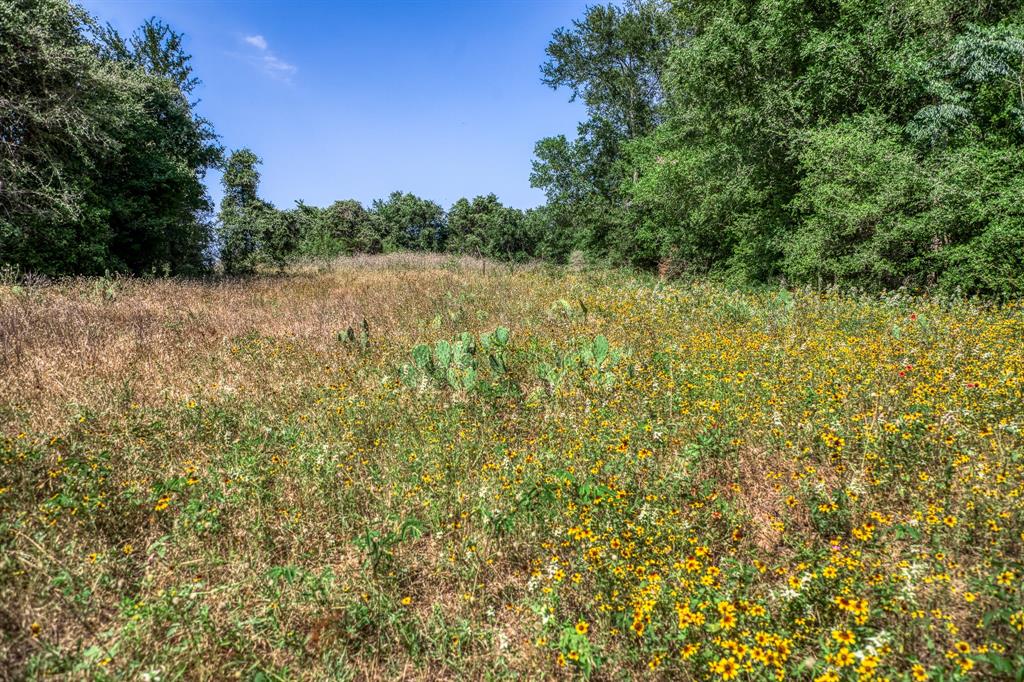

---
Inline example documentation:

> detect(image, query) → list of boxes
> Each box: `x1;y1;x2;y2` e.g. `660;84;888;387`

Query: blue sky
79;0;591;211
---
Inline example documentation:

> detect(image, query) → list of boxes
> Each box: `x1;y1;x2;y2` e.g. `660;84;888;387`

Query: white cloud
240;34;296;83
261;53;297;80
244;34;268;50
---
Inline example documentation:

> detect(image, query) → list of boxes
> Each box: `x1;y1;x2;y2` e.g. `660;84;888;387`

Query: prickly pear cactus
401;326;514;396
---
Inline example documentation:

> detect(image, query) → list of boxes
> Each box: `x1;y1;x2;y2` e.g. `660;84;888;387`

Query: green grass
1;254;1022;680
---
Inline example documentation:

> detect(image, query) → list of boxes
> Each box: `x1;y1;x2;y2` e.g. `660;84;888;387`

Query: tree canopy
531;0;1024;295
1;0;220;276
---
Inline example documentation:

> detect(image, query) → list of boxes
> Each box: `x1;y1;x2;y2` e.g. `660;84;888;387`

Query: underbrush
1;254;1021;680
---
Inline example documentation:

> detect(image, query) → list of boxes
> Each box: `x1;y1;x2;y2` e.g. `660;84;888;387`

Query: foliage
295;199;372;258
217;148;268;274
785;115;932;289
371;191;446;253
0;0;220;276
536;0;1024;296
541;0;669;140
446;195;531;261
531;1;672;263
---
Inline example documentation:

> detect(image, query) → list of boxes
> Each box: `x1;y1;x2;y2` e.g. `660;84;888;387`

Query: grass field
1;254;1022;680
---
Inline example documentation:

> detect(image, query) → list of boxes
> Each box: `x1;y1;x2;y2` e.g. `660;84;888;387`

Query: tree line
530;0;1024;296
0;0;553;276
3;0;1023;295
215;149;545;274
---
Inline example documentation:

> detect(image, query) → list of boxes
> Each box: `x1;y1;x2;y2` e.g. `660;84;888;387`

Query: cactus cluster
401;326;512;394
337;319;370;351
402;328;622;398
536;334;621;392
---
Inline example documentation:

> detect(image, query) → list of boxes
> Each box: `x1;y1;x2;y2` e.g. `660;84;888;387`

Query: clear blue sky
79;0;591;211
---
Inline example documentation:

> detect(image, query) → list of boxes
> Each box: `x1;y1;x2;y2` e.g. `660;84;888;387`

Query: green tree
541;1;670;140
533;1;672;261
95;18;221;275
784;116;931;289
447;195;530;261
616;0;1024;292
0;0;219;276
371;192;446;252
218;149;265;274
522;205;575;263
255;205;300;272
95;17;200;97
0;0;120;274
292;199;377;259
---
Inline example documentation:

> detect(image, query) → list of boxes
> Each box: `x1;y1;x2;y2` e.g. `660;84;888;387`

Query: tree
533;1;672;261
784;116;932;289
541;1;670;140
613;0;1024;291
218;149;266;274
95;17;201;97
522;205;575;263
255;204;300;272
322;200;371;255
0;0;219;276
447;195;530;261
294;199;375;258
0;0;119;274
371;192;446;252
95;18;221;275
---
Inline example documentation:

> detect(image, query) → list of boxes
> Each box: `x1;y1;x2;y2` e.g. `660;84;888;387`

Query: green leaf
400;517;425;540
981;653;1015;676
593;335;609;366
434;340;452;369
412;344;431;369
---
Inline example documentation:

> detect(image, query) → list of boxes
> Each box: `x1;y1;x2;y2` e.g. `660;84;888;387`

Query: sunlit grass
1;254;1021;679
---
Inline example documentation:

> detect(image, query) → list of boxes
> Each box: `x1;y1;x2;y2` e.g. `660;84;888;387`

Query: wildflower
857;655;880;677
575;620;588;635
832;629;855;645
680;643;699;660
712;656;739;680
833;648;854;667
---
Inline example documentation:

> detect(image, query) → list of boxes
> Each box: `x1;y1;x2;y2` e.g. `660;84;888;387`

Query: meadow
1;254;1022;680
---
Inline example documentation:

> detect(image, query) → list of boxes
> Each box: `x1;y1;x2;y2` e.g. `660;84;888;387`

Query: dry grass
1;255;541;426
1;254;1021;680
